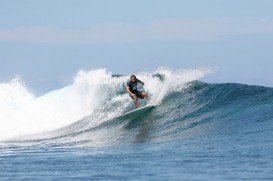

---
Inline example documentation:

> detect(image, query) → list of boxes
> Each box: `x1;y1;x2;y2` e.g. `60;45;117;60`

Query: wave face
24;80;273;148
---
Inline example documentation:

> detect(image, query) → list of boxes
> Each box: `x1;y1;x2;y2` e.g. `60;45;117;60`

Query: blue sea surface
1;81;273;180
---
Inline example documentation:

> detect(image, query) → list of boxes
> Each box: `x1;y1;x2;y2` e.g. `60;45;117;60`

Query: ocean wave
3;80;273;148
0;68;211;141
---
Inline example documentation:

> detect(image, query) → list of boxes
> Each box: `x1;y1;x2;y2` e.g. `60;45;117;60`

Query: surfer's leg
142;92;149;100
132;95;139;108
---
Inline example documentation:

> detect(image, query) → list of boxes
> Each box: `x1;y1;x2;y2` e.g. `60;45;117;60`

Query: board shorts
130;91;144;100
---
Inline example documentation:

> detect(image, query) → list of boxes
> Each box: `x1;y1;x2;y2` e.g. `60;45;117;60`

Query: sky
1;0;273;93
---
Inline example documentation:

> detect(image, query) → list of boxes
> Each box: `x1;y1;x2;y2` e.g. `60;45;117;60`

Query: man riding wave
126;75;149;109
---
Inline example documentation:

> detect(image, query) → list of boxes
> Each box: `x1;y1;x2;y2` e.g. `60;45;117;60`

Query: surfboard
117;105;155;120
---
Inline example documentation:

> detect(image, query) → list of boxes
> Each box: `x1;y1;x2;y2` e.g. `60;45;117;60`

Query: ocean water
1;68;273;180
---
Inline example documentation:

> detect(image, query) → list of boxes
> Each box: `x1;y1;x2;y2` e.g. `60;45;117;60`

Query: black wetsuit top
127;79;144;99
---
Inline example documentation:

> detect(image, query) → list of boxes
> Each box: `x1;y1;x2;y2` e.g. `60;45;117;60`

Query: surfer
126;75;149;109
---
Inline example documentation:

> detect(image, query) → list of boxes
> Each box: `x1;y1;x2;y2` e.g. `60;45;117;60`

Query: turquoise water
1;81;273;180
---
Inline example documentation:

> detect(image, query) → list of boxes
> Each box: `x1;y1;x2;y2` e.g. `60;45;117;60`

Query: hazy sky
1;0;273;93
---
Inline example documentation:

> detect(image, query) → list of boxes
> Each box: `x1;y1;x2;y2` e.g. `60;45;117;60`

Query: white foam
137;67;212;105
0;68;212;141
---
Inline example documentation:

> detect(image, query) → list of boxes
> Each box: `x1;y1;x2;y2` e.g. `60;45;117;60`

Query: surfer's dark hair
130;75;137;79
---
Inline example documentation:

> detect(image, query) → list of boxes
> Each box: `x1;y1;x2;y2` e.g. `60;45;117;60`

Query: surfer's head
130;75;137;82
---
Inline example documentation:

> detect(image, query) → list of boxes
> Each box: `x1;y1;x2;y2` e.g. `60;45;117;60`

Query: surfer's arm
126;86;135;96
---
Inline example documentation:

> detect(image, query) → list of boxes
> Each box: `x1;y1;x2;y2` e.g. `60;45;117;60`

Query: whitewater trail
0;68;212;141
